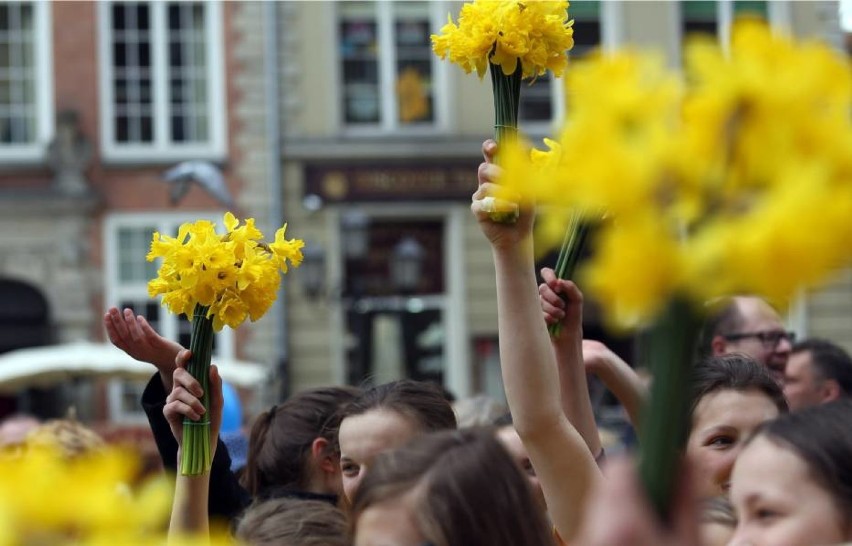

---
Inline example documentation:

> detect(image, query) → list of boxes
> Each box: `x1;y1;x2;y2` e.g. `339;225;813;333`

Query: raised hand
167;349;224;537
104;306;183;390
471;139;534;250
164;349;223;458
539;267;583;339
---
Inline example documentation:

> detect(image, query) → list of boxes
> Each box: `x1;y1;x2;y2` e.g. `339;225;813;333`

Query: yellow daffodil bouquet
499;19;852;517
432;0;574;222
147;212;304;475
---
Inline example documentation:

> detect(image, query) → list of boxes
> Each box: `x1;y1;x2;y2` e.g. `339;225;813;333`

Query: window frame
97;1;227;163
677;0;772;52
0;0;54;163
105;212;241;423
336;0;449;137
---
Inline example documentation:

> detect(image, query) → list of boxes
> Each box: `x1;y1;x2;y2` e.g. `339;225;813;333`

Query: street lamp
341;210;370;259
390;237;425;293
300;243;326;300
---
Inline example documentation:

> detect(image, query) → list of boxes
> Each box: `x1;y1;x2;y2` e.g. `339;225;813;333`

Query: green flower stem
548;209;593;337
638;296;704;523
488;61;522;223
180;304;214;476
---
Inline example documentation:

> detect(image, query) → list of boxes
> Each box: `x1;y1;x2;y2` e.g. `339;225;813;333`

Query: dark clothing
141;373;252;521
255;487;339;506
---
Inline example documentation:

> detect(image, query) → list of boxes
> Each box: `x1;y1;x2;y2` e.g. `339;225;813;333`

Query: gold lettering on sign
352;170;453;193
322;172;348;200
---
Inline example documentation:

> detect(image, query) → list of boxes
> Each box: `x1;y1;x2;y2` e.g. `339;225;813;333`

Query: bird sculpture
162;160;235;208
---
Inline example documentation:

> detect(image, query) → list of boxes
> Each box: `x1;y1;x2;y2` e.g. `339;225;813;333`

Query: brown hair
329;380;457;450
691;354;788;417
235;497;349;546
241;386;361;496
350;428;555;546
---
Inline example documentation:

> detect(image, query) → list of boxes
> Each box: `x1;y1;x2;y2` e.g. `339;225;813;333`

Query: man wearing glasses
700;295;795;384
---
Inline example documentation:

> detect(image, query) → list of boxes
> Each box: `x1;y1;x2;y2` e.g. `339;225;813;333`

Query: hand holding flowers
147;212;303;475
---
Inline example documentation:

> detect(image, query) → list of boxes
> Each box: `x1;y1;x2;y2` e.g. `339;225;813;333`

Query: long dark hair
351;428;555;546
241;386;361;496
747;399;852;520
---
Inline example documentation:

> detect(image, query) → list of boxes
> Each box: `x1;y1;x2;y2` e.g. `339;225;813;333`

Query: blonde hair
26;418;105;459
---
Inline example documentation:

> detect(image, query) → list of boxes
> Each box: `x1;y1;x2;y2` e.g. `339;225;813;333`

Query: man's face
721;298;792;383
783;351;825;411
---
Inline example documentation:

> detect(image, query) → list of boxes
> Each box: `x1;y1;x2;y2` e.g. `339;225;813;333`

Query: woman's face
354;490;426;546
728;435;849;546
495;425;545;509
685;389;779;499
338;409;418;503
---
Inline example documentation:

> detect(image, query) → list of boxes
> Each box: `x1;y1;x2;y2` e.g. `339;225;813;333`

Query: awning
0;340;269;393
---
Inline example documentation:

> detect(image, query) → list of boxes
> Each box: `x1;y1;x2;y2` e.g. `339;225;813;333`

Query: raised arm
539;267;603;459
582;339;648;432
166;350;224;539
474;140;601;541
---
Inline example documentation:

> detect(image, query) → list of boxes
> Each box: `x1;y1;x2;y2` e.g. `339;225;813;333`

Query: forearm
596;360;648;432
169;470;211;540
556;343;603;457
493;240;564;438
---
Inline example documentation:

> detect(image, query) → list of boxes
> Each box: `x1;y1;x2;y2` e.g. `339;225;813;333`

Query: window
98;1;225;161
104;213;234;421
681;1;768;46
0;1;52;161
519;1;601;126
338;1;447;133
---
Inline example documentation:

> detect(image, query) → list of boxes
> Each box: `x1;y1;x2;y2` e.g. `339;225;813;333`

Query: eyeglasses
723;330;796;348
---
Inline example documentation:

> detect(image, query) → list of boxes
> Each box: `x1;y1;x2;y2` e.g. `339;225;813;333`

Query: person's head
335;380;457;503
700;296;794;383
686;355;788;499
784;338;852;411
350;428;553;546
235;498;349;546
490;412;545;509
729;399;852;546
242;386;361;499
26;418;105;459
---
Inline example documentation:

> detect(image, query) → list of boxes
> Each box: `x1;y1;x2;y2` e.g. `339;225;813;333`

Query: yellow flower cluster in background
0;444;234;546
147;212;304;331
499;20;852;329
431;0;574;79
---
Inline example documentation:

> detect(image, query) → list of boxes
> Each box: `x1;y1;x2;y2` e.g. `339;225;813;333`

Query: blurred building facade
0;1;277;424
276;0;848;402
0;1;846;425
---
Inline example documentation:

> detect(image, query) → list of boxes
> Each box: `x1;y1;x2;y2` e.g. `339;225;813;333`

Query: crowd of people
12;138;849;545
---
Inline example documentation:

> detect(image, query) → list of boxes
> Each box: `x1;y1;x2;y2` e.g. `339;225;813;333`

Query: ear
710;335;728;356
311;437;339;475
820;380;842;403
